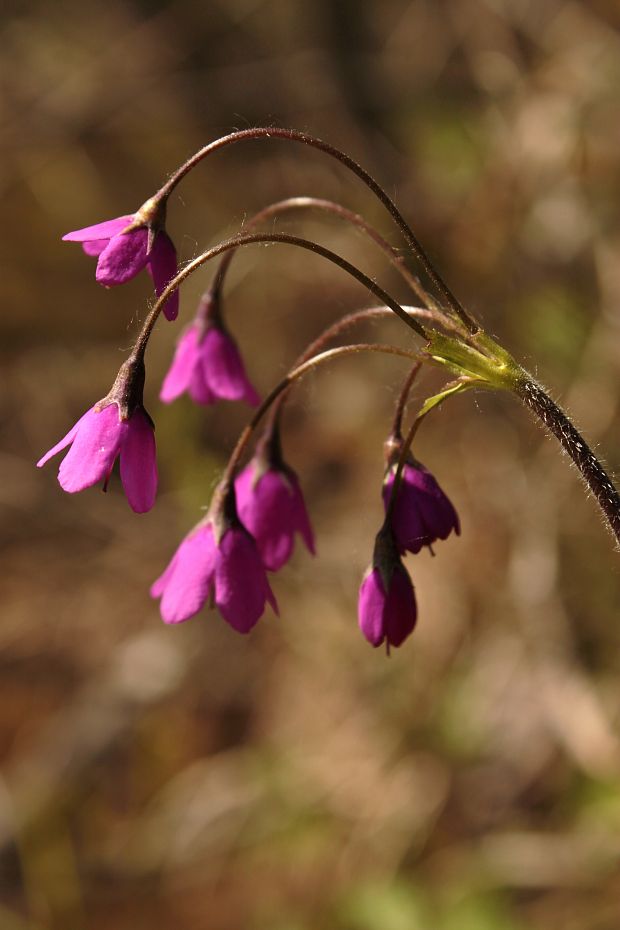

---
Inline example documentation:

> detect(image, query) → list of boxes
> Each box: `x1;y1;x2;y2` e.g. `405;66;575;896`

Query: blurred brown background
2;1;620;928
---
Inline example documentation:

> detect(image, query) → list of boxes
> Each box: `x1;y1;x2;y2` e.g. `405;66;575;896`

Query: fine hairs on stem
46;124;620;649
516;379;620;544
131;218;620;551
210;195;444;316
132;231;428;359
155;126;478;333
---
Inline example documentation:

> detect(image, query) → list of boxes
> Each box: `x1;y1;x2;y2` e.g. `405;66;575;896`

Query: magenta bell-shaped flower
62;196;178;321
382;438;460;555
37;357;157;513
235;422;315;571
160;290;259;406
151;482;278;631
358;523;417;650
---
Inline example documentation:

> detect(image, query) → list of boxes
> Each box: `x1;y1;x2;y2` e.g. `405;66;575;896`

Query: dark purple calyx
383;431;422;475
248;418;296;492
97;355;150;423
372;521;402;594
207;479;245;545
193;287;225;343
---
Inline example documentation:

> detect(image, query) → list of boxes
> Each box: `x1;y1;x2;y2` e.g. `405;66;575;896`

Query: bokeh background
3;1;620;928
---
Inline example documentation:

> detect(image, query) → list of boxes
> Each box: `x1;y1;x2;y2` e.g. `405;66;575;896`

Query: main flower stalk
516;378;620;546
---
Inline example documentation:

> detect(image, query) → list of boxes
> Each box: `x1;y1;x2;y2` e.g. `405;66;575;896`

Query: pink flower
235;460;315;571
151;522;278;632
358;525;417;650
234;421;314;571
383;459;460;555
63;199;178;321
160;294;259;406
37;356;157;513
37;402;157;513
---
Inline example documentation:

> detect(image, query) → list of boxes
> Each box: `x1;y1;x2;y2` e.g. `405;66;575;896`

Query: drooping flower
151;482;278;631
382;442;460;554
62;197;179;321
235;423;314;571
160;290;259;406
37;357;157;513
358;523;417;650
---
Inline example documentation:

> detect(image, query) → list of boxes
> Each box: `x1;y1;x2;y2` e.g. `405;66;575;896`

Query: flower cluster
35;128;620;659
151;424;315;631
38;252;315;632
37;130;472;652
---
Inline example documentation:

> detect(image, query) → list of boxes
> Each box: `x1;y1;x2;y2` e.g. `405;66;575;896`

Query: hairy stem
517;378;620;545
155;127;477;333
391;362;423;439
211;196;442;313
385;382;425;526
222;343;419;485
132;232;427;359
262;306;433;438
291;306;432;368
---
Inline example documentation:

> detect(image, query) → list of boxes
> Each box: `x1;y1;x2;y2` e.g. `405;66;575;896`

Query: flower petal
201;328;260;406
96;228;149;286
289;476;316;556
384;566;417;647
119;408;157;513
37;416;83;468
235;468;290;570
160;326;201;404
188;362;216;405
383;474;429;553
417;486;460;541
358;569;387;647
156;527;216;624
147;231;179;321
82;239;109;257
57;405;125;493
62;215;134;242
215;529;277;633
150;548;181;599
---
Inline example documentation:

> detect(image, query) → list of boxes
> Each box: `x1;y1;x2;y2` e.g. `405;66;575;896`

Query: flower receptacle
424;330;524;391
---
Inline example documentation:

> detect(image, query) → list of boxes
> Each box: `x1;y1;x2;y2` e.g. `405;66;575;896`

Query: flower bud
358;523;417;650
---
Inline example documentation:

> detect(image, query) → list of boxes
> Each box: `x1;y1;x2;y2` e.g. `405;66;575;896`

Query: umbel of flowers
39;127;620;651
